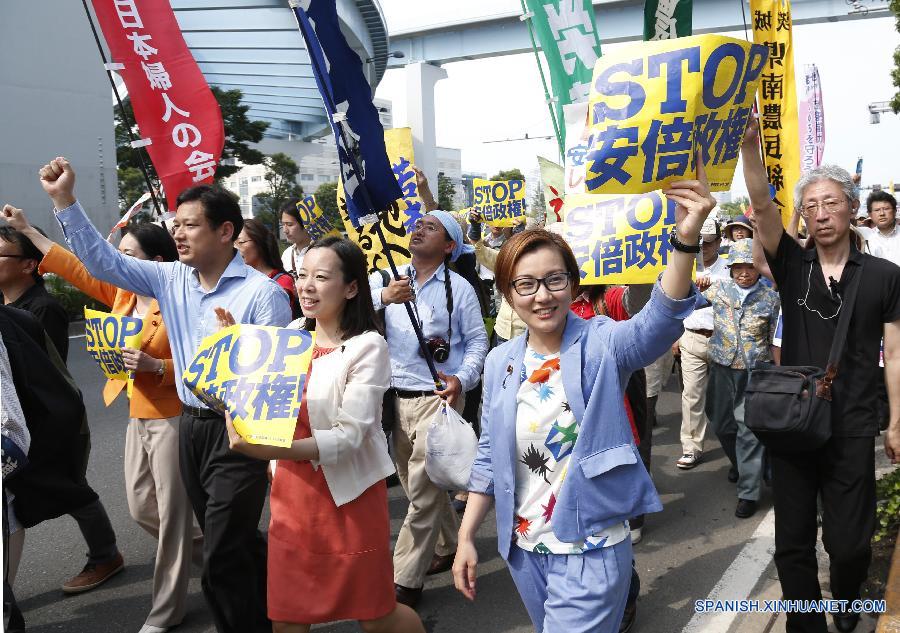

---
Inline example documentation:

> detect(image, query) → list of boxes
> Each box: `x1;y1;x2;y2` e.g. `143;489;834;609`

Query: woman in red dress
226;237;424;633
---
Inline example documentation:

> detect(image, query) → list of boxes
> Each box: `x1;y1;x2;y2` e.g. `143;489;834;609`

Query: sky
373;2;900;198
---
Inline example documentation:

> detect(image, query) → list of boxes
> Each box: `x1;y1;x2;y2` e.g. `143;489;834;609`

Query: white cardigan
284;328;395;506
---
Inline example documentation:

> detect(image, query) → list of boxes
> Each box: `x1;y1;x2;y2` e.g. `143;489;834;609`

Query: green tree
114;87;269;210
437;173;456;211
116;166;147;211
314;181;342;230
718;196;750;220
891;0;900;113
255;153;303;234
490;168;525;182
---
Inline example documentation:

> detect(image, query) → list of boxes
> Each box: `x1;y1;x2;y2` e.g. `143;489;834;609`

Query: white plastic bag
425;400;478;490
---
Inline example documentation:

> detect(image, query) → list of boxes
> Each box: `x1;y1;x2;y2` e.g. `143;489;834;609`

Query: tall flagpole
519;0;566;161
289;3;444;390
80;0;165;217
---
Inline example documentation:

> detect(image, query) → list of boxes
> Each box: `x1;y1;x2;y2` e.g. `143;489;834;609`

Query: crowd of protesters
1;114;899;633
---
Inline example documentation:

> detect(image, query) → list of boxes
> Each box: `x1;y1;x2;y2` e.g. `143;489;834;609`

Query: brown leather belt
687;328;713;338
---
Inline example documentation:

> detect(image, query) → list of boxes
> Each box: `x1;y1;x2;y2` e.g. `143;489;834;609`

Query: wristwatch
156;360;166;377
668;231;701;254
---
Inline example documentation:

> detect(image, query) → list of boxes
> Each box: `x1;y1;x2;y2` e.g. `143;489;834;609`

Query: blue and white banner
290;0;401;226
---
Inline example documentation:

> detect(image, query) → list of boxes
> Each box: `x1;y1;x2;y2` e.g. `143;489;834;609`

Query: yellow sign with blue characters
585;34;768;194
182;326;316;447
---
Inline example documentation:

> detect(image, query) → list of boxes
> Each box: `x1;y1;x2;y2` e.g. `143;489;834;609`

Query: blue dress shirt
370;263;487;392
55;201;292;408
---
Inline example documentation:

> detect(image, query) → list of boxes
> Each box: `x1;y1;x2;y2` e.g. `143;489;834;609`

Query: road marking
682;507;776;633
69;334;86;339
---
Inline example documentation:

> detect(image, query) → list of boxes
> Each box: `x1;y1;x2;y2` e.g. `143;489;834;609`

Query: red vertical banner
91;0;225;209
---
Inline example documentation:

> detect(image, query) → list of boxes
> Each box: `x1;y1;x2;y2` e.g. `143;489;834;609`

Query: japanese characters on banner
585;34;768;196
84;307;144;396
537;156;565;225
338;128;424;273
798;64;825;173
472;179;528;227
751;0;801;225
643;0;693;40
523;0;602;146
562;192;678;284
90;0;224;209
295;195;339;242
182;326;315;447
564;101;592;194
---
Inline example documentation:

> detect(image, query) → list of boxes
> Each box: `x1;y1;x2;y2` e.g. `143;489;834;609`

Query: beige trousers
645;350;676;399
125;416;202;628
392;393;465;589
678;330;712;455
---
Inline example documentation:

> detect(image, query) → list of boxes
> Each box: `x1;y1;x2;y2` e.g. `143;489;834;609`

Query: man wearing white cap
369;210;488;608
674;217;729;469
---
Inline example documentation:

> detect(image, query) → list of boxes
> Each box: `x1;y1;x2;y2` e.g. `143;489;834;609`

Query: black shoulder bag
744;259;864;453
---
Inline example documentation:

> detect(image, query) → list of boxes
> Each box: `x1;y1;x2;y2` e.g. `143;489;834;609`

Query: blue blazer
468;282;698;559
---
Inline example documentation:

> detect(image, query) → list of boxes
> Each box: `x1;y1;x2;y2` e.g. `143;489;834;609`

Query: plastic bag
425;400;478;490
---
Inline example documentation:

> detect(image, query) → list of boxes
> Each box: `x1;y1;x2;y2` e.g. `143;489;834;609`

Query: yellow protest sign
751;0;800;226
472;178;527;227
585;34;768;194
295;195;340;242
338;127;424;273
84;307;144;395
182;325;316;447
561;191;681;284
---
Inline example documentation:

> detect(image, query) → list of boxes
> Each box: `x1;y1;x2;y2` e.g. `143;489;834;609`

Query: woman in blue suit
452;161;717;633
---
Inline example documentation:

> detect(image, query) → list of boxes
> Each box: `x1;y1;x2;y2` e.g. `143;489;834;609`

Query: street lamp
868;101;893;124
364;50;405;64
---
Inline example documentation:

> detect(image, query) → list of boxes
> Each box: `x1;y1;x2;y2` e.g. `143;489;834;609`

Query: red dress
267;346;395;623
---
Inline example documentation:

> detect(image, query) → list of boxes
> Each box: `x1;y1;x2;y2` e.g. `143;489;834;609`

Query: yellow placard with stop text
561;192;684;285
295;195;340;243
472;178;527;227
182;325;316;447
84;307;144;396
585;34;768;194
338;127;424;273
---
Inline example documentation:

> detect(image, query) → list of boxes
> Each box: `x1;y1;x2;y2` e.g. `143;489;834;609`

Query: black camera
421;337;450;363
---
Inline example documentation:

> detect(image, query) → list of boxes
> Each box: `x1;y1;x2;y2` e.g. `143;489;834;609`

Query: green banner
643;0;693;40
524;0;602;147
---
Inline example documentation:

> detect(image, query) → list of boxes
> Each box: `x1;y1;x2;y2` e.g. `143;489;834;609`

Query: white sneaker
630;527;643;545
676;452;702;470
138;625;168;633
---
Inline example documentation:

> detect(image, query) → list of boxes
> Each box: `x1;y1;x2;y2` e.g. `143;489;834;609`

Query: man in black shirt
742;120;900;633
0;225;69;360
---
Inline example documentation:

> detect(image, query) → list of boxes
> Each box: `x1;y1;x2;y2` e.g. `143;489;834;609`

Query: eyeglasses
235;239;252;246
800;199;845;218
413;219;442;233
510;272;571;296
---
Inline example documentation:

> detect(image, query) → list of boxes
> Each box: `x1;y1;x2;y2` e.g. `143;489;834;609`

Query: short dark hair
867;190;897;214
0;225;45;283
302;236;382;338
241;218;286;274
124;223;178;262
175;184;243;241
494;229;581;303
280;198;304;227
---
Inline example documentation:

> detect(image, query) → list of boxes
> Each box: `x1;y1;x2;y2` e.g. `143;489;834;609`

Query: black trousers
179;411;270;633
771;436;876;633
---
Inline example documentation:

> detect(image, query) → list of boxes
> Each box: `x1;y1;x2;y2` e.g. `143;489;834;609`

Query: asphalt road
13;337;772;633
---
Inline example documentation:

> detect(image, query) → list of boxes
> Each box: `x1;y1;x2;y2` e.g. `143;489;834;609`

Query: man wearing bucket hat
701;239;780;518
370;210;488;608
674;217;729;469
